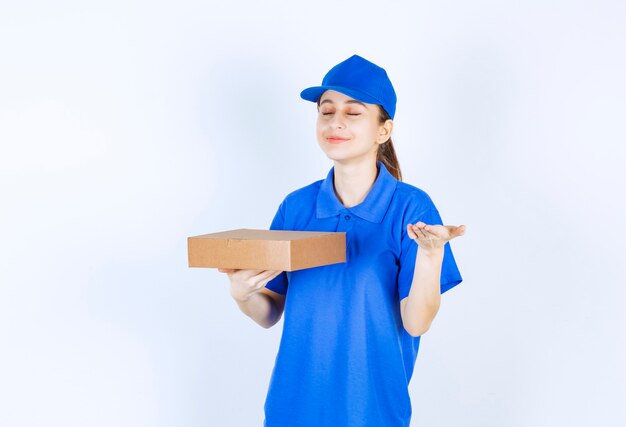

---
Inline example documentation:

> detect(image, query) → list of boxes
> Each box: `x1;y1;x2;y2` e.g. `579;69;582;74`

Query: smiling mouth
326;137;350;144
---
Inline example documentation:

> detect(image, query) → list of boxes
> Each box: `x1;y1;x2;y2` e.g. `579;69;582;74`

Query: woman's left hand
407;222;466;254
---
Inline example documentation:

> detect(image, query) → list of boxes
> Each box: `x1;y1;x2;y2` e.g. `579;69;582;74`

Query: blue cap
300;54;397;119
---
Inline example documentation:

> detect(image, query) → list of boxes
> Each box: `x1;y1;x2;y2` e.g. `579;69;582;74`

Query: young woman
219;54;465;427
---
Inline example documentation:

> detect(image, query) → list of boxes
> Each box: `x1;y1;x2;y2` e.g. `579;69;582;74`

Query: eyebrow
319;99;368;108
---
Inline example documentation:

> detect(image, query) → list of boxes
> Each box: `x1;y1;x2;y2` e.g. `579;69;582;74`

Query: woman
219;54;465;427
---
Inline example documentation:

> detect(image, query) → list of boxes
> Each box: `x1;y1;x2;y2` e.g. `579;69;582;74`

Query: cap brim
300;85;381;106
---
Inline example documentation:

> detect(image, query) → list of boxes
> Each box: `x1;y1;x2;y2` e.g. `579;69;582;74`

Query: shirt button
344;215;351;220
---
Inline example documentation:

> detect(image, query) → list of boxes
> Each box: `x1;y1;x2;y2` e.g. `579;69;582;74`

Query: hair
376;107;402;181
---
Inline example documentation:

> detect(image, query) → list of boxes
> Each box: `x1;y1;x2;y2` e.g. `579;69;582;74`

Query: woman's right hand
218;268;283;302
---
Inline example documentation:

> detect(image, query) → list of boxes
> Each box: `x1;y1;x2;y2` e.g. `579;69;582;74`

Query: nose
329;113;345;129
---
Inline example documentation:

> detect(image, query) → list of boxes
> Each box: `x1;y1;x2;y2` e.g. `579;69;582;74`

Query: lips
326;136;350;144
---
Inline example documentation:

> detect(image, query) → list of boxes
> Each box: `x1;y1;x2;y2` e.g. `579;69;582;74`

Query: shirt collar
316;161;398;223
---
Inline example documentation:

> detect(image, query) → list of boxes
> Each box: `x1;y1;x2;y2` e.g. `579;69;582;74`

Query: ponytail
376;107;402;181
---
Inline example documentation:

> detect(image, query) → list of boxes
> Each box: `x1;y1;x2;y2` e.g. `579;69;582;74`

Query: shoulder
393;181;447;226
283;179;323;203
271;179;323;229
276;179;323;214
270;179;323;229
393;181;437;214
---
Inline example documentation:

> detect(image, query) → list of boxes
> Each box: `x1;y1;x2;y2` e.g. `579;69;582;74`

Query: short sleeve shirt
264;161;462;427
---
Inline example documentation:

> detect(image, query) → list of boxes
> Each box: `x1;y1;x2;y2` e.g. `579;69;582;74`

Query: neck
332;159;379;208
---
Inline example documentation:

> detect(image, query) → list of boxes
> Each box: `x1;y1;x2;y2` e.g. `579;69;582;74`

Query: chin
318;143;377;164
322;150;352;162
324;154;372;165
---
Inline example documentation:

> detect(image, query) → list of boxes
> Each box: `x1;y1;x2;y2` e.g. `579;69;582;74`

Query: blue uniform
264;161;463;427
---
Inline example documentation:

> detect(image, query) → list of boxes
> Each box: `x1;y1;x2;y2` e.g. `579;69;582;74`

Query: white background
1;1;625;426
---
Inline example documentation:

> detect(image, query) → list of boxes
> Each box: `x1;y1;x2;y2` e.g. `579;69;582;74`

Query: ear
377;119;394;144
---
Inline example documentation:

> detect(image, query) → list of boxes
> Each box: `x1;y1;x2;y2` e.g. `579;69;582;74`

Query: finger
447;225;466;239
257;271;282;289
426;226;448;240
263;271;282;286
267;270;282;281
236;269;265;280
218;268;237;273
407;224;418;240
418;226;429;238
422;224;437;233
411;224;424;239
410;226;426;241
413;221;426;229
252;270;281;282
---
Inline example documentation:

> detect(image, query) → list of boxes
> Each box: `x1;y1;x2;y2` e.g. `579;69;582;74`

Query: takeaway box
188;229;346;271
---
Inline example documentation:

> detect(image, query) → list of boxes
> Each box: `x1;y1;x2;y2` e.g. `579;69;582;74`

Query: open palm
407;222;466;252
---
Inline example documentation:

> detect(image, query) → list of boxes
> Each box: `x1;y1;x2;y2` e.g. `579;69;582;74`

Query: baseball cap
300;54;397;119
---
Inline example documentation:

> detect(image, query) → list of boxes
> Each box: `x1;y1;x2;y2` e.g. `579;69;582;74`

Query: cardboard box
188;229;346;271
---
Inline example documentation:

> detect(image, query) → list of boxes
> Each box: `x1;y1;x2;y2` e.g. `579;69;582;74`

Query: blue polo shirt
264;161;462;427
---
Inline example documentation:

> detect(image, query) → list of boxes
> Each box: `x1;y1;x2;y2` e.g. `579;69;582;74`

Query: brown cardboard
188;229;346;271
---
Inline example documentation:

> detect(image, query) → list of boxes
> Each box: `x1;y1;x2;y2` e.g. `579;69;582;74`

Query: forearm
235;292;282;329
401;247;444;336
